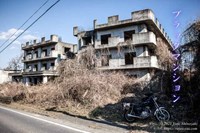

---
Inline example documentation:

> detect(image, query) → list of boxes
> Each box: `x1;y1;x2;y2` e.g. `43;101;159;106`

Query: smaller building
0;69;16;84
12;34;77;85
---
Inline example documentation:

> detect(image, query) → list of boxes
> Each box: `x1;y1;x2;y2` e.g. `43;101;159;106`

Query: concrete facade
74;9;172;80
0;70;12;84
14;34;77;85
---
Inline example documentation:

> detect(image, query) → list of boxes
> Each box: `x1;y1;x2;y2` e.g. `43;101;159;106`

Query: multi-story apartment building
73;9;173;80
17;34;77;85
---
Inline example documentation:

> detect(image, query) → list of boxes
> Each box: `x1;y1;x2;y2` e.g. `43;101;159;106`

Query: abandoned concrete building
73;9;173;80
11;35;77;85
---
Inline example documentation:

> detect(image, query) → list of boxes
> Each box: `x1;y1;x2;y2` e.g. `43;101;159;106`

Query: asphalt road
0;106;90;133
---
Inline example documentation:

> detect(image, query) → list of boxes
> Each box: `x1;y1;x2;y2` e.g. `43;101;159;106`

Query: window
64;47;70;53
101;34;111;44
50;63;55;70
78;39;81;50
34;64;38;71
124;30;135;41
51;63;55;67
51;47;55;50
125;52;136;65
35;51;38;58
149;49;155;56
42;63;47;70
42;49;47;57
83;37;91;46
101;54;111;66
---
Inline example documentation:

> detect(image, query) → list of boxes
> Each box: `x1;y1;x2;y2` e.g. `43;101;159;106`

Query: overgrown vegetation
178;20;200;122
0;46;137;117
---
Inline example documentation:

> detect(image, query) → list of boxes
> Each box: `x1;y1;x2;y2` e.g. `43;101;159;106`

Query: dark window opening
101;54;111;66
83;37;91;46
57;54;61;62
51;63;55;67
35;51;38;58
101;34;111;44
34;64;38;71
42;49;47;57
42;63;47;70
51;47;55;50
78;39;81;50
124;30;135;41
125;52;136;65
27;65;31;71
50;63;55;70
149;49;155;56
64;47;70;53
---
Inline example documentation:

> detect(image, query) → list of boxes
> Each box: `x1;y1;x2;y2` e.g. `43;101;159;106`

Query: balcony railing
132;32;156;45
97;56;159;70
95;32;156;49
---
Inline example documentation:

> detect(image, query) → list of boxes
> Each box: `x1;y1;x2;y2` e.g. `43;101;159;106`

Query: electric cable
0;0;49;49
0;0;61;54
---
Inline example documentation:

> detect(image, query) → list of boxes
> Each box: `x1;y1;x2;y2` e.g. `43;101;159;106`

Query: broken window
50;63;55;70
42;49;47;57
51;46;55;50
42;63;47;70
149;48;155;56
78;39;81;50
101;54;111;66
34;64;38;71
124;30;135;41
64;47;70;53
83;37;91;46
51;63;55;67
35;51;38;58
125;52;136;65
101;34;111;44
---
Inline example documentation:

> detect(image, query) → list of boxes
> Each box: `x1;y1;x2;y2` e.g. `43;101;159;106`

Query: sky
0;0;200;69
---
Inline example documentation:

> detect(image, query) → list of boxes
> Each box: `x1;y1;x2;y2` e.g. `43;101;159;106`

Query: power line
0;0;49;49
0;0;61;54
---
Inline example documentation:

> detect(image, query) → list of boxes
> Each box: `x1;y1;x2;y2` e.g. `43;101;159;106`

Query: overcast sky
0;0;200;69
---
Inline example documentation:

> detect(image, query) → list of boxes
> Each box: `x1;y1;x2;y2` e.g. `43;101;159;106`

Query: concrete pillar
38;48;42;58
51;35;58;42
38;61;42;71
144;46;148;56
25;77;30;86
43;76;48;84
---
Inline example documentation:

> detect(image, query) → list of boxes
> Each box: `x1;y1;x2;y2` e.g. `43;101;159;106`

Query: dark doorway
125;52;136;65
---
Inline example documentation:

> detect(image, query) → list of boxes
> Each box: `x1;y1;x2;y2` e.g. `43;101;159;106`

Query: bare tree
4;54;23;70
155;37;174;70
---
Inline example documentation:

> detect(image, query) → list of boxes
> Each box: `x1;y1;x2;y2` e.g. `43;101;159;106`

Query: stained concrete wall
0;70;12;84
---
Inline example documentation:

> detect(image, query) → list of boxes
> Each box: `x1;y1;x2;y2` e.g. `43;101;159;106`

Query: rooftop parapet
74;9;173;48
21;35;59;49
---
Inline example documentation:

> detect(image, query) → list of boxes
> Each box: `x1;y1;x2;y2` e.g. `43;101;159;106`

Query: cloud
0;28;23;40
0;28;38;50
22;34;38;41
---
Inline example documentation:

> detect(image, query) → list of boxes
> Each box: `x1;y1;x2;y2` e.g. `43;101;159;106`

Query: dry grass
0;47;137;116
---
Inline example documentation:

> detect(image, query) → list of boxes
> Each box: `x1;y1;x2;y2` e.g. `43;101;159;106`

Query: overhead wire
0;0;49;49
0;0;61;54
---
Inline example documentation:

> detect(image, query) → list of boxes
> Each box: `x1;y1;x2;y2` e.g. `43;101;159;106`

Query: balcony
132;32;156;46
97;56;159;70
95;32;156;49
22;51;58;62
22;69;58;76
